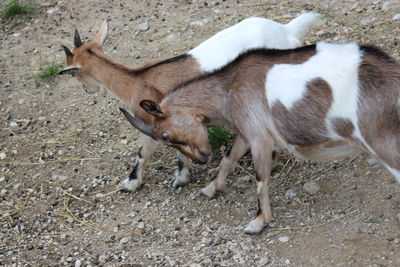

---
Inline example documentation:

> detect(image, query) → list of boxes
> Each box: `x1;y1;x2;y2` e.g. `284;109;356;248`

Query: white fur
189;12;322;72
384;164;400;183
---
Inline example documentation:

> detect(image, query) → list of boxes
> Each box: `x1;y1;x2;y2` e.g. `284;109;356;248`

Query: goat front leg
172;151;192;188
118;134;158;192
244;136;274;235
201;134;249;198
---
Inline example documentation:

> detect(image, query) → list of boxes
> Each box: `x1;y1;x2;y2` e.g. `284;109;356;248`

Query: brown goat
122;42;400;234
58;14;322;192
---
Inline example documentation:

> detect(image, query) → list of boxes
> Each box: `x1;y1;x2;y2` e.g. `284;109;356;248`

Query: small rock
285;189;297;199
278;236;289;243
46;7;58;14
0;176;5;182
360;16;377;25
75;259;82;267
190;264;201;267
58;149;65;156
368;158;379;167
394;238;399;244
0;189;7;196
137;21;149;31
9;121;18;127
138;222;145;229
120;237;130;244
381;1;393;11
13;183;20;189
285;259;291;264
392;13;400;20
4;81;11;88
259;256;269;265
121;139;128;145
13;32;21;37
303;181;320;195
0;152;6;160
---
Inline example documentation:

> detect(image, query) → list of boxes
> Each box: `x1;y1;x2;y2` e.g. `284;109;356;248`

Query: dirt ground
1;0;400;266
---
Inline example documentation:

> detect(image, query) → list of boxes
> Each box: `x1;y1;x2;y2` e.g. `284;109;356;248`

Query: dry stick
271;209;359;231
62;198;108;232
237;163;253;177
273;159;298;187
21;259;37;267
60;189;92;204
6;157;101;166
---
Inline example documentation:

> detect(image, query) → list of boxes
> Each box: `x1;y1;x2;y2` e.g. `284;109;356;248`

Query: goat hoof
199;185;216;199
244;218;267;235
118;178;143;192
172;174;190;189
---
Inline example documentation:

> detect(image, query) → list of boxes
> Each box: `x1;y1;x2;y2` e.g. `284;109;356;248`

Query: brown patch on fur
271;78;333;146
332;118;354;137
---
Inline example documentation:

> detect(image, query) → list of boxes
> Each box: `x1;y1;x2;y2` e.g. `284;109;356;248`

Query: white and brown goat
58;13;322;192
122;42;400;234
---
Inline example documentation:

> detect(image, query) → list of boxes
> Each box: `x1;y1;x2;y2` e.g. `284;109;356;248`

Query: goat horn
62;45;73;57
74;29;83;47
119;108;154;138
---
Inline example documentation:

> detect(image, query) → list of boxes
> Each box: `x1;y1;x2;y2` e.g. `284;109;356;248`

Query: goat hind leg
118;134;158;192
244;137;273;235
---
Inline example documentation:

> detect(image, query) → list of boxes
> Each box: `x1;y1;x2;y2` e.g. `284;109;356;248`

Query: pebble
137;21;149;31
138;222;145;229
0;176;5;182
392;13;400;20
285;189;297;199
259;256;269;265
285;259;291;264
121;139;128;145
0;189;7;196
190;264;201;267
75;259;82;267
0;152;6;160
303;181;320;195
278;236;289;243
381;1;393;11
120;237;130;244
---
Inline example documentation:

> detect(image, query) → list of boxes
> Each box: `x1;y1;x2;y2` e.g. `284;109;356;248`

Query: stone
0;152;6;160
138;222;145;229
392;13;400;20
75;259;82;267
120;237;130;244
303;181;320;194
259;256;269;265
278;236;289;243
285;189;297;199
137;22;149;31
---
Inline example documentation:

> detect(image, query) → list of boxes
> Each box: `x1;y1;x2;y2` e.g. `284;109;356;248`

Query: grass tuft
1;0;33;19
35;61;62;84
208;126;234;153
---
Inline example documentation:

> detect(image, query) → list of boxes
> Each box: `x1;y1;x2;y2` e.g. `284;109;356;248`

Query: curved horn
119;108;154;137
74;29;83;47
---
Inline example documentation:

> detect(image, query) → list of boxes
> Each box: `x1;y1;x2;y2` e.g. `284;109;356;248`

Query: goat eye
162;132;169;141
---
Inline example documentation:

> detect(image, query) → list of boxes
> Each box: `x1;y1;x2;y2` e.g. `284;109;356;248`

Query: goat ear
140;100;165;118
74;29;83;47
94;20;108;46
58;65;82;75
119;108;154;137
195;114;210;124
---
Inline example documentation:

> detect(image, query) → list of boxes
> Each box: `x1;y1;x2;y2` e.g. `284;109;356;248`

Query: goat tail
285;12;323;43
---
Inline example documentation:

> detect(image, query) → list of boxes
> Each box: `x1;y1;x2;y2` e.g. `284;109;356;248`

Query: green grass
1;0;33;19
208;126;234;153
35;61;62;84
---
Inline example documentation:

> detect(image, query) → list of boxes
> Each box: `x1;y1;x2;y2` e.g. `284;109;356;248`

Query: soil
1;0;399;266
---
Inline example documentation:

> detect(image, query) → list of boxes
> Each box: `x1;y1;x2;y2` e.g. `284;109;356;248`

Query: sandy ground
1;0;400;266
